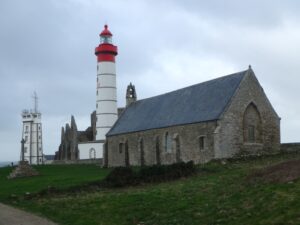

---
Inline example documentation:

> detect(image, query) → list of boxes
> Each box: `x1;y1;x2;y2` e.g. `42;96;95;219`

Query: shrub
104;166;136;187
104;161;196;187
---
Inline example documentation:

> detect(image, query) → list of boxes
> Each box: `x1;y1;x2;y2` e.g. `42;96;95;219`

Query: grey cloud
0;0;299;161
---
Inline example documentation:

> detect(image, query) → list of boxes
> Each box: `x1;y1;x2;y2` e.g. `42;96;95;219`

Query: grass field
0;164;110;201
1;153;300;225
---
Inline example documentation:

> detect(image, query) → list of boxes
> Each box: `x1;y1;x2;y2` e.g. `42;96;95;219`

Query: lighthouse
95;25;118;141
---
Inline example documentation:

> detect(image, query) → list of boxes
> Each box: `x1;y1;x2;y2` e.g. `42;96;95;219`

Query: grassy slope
1;154;300;225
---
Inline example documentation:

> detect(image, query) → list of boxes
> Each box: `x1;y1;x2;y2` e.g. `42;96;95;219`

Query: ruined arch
243;103;262;143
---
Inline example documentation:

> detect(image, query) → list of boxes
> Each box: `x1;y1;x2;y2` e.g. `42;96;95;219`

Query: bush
104;161;196;187
104;167;136;187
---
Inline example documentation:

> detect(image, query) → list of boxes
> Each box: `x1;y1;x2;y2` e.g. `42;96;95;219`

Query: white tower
94;25;118;141
21;92;43;165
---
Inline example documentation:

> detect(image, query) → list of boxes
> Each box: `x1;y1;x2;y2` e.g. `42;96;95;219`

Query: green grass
1;153;300;225
0;164;110;201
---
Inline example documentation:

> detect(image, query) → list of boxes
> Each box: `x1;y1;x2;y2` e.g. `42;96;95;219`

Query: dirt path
0;203;58;225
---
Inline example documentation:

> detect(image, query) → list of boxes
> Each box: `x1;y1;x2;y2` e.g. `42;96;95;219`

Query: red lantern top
100;24;112;37
95;24;118;62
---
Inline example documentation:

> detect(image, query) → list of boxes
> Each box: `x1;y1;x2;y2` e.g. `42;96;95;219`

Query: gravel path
0;203;58;225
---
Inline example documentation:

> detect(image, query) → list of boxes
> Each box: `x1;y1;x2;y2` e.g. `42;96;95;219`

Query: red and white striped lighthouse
95;25;118;141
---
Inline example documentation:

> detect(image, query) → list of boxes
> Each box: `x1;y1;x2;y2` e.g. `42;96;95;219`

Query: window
96;103;98;109
119;143;123;153
24;147;27;153
25;136;28;142
39;136;41;140
25;126;29;132
199;136;205;150
38;126;41;130
164;132;172;153
248;125;255;142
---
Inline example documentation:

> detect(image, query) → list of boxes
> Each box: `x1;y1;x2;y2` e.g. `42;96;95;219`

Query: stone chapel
104;67;280;167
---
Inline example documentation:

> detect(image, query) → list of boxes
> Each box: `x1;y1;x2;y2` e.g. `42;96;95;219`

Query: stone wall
215;69;280;158
52;159;103;165
107;121;217;167
281;143;300;153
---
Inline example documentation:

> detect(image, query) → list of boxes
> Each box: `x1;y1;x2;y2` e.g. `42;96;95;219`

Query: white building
21;93;43;164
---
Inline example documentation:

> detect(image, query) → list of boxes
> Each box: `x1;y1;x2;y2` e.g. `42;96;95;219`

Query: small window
119;143;123;153
38;126;41;130
25;136;28;142
40;158;42;162
96;103;98;109
164;132;172;153
24;147;27;153
248;125;255;142
96;90;98;95
25;126;29;132
39;136;41;140
199;136;205;150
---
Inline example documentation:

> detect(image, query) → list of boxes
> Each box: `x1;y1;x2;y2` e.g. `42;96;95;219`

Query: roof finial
248;64;252;70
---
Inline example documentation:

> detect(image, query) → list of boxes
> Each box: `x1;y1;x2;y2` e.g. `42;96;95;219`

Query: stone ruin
7;161;39;179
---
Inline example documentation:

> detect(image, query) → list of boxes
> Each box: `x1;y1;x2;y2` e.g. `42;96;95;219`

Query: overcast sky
0;0;300;161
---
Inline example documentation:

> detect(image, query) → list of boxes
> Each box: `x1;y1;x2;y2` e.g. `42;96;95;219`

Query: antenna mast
32;91;38;113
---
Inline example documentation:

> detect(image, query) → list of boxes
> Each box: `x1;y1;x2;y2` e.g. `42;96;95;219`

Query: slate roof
107;70;248;136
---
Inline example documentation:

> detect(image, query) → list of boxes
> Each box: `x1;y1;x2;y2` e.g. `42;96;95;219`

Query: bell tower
126;82;137;107
95;25;118;141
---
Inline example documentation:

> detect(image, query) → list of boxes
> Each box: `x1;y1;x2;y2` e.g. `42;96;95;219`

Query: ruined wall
281;143;300;153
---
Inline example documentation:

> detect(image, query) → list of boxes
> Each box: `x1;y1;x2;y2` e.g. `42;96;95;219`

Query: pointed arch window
243;103;262;143
89;148;96;159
